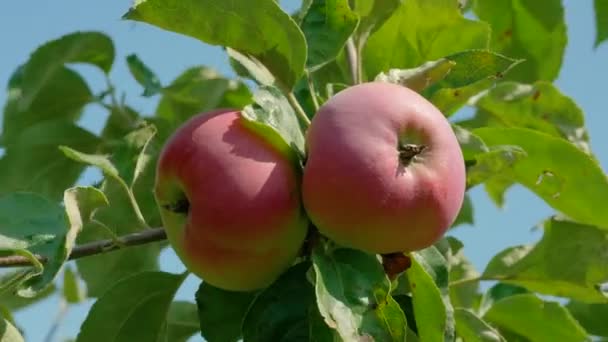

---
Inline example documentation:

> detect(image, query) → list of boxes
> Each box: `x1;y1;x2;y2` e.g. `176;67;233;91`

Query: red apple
302;82;465;254
154;109;308;291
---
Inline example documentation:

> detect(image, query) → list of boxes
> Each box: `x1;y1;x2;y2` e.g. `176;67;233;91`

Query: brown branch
0;228;167;268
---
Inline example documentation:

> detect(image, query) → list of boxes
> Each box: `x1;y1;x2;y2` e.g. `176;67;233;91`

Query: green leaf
312;244;407;342
156;66;252;127
10;31;113;112
478;283;529;316
483;294;588;341
363;0;490;80
466;145;527;189
566;301;608;337
166;301;200;342
452;193;474;228
242;262;314;341
482;217;608;302
227;48;276;86
454;308;505;342
0;318;24;342
0;192;73;296
464;82;590;153
241;86;306;162
595;0;608;47
124;0;307;90
374;59;456;93
407;247;455;342
99;106;142;144
353;0;401;39
126;54;162;97
452;125;489;162
76;271;187;342
301;0;359;70
0;119;100;201
473;127;608;230
441;237;480;309
473;0;566;82
2;67;93;146
60;147;119;180
0;276;55;311
196;282;257;342
72;125;162;297
63;266;85;304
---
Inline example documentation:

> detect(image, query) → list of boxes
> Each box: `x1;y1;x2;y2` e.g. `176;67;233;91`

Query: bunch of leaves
2;0;608;341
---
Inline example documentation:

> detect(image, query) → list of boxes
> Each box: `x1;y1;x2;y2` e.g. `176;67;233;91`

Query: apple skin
154;109;308;291
302;82;465;254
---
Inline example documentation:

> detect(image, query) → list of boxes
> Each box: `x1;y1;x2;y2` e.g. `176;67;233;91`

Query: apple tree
1;0;608;341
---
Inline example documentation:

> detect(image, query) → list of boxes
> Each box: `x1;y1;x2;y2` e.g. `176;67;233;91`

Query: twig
43;299;68;342
0;228;167;268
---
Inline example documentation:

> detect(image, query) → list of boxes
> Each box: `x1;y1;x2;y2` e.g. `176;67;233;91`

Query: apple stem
398;143;427;165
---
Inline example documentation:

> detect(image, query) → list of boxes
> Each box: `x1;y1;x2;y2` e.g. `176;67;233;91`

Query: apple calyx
162;195;190;214
398;143;427;165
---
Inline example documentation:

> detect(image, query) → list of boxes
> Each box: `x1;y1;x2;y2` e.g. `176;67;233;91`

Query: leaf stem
117;178;150;229
448;276;483;286
287;92;311;127
0;228;167;268
306;71;320;111
346;38;359;84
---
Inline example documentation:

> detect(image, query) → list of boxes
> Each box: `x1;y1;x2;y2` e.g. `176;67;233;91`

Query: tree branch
0;228;167;268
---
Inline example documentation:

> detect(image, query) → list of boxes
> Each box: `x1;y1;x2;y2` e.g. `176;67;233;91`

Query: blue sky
1;1;607;341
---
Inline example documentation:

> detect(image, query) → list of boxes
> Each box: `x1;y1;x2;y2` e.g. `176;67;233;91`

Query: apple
302;82;465;254
154;109;308;291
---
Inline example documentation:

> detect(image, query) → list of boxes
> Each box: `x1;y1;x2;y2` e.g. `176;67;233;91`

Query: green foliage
312;243;407;341
123;0;307;90
1;1;608;341
195;282;257;342
474;0;567;82
76;271;187;342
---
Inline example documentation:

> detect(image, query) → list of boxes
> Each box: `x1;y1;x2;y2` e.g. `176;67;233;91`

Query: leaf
464;82;590;153
242;262;314;341
452;125;489;162
126;54;162;97
353;0;402;39
76;271;187;342
0;119;100;201
483;294;588;341
124;0;307;90
195;282;257;342
478;283;529;316
566;301;608;337
0;192;70;296
227;48;276;86
407;247;455;342
440;237;480;309
73;126;162;297
0;276;55;311
241;85;306;162
473;127;608;229
312;244;407;341
300;0;359;70
62;265;85;304
595;0;608;47
374;59;456;93
166;301;200;342
466;145;527;189
452;193;474;228
0;318;24;342
482;217;608;302
363;0;490;80
473;0;566;82
60;147;119;180
10;31;113;111
156;66;252;127
99;105;142;143
454;309;505;342
2;66;93;146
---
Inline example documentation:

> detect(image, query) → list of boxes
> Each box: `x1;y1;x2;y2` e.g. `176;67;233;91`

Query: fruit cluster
154;82;466;291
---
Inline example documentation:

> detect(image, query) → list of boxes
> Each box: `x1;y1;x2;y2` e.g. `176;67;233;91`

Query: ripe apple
154;109;308;291
302;82;465;254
